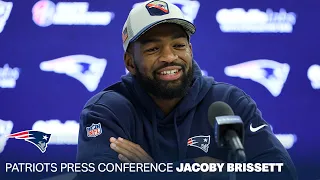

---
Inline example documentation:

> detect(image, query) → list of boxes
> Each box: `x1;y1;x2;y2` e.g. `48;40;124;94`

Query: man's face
126;23;194;99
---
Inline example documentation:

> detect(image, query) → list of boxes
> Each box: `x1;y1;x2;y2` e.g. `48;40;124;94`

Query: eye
145;47;159;52
174;44;186;48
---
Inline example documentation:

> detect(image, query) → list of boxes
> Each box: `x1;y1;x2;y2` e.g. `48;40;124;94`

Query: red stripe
16;135;29;139
8;131;28;137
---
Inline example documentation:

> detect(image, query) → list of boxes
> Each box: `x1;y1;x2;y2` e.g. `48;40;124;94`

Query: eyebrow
139;32;188;45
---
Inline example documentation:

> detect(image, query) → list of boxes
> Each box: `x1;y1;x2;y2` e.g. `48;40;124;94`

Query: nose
159;46;178;63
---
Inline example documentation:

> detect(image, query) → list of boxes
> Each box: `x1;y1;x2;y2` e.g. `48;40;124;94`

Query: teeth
161;69;178;75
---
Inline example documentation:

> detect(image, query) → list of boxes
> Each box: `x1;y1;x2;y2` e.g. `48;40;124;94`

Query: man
76;0;297;179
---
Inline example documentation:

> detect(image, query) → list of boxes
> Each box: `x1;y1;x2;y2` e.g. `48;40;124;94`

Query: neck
150;95;182;116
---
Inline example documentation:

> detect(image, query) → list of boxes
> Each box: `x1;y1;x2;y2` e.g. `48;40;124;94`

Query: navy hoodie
76;60;297;180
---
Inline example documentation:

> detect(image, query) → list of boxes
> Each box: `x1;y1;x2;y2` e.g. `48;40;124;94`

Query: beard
134;61;194;99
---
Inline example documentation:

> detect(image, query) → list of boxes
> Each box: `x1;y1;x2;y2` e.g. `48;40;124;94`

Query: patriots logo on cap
187;135;210;153
86;123;102;137
146;0;169;16
8;130;51;153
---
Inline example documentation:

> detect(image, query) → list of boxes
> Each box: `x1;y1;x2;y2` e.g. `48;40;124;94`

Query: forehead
138;23;188;41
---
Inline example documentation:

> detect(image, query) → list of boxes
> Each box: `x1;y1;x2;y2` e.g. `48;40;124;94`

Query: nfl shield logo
86;123;102;137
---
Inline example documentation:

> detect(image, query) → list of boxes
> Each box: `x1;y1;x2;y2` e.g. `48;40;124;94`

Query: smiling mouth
158;69;180;75
156;66;183;81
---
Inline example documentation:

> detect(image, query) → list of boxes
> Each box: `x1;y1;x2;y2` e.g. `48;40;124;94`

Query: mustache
153;62;186;73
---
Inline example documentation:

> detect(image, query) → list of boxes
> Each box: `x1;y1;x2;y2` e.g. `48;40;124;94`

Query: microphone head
208;101;234;127
207;101;244;147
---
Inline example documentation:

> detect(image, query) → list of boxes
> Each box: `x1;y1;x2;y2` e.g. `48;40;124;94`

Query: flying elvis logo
8;130;51;153
133;0;200;23
187;135;210;153
39;55;107;92
224;59;290;97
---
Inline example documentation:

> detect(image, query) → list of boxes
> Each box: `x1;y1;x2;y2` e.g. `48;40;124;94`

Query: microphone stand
228;150;236;180
224;129;246;180
228;149;246;180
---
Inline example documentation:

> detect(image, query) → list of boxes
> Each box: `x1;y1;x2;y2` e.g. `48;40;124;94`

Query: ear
124;52;137;75
189;43;193;58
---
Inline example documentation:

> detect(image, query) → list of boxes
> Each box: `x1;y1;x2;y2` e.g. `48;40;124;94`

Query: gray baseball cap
122;0;196;51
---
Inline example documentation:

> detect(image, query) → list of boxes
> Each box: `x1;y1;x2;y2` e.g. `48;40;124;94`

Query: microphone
208;101;246;163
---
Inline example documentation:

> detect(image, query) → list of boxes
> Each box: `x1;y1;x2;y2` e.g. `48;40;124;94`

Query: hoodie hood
120;60;214;161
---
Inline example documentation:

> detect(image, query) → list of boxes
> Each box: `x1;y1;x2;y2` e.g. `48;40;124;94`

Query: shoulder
207;80;259;118
209;81;250;102
200;76;253;106
84;90;129;108
82;83;135;116
78;84;136;135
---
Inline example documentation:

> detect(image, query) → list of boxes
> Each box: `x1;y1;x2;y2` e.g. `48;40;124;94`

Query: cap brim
130;18;196;43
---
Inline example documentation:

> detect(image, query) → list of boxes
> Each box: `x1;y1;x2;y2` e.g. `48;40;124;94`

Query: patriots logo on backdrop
39;54;107;92
32;119;80;145
0;119;14;153
8;130;51;153
307;64;320;89
165;0;200;23
0;0;13;33
146;0;169;16
224;59;290;97
187;135;210;153
86;123;102;137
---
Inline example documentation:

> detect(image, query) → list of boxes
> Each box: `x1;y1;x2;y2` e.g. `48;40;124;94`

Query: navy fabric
76;60;297;180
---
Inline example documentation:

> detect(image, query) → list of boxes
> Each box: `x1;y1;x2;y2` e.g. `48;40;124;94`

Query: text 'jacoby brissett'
5;162;283;173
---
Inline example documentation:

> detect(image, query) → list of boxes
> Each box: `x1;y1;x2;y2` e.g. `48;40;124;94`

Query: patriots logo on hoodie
39;54;107;92
187;135;210;153
8;130;51;153
224;59;290;97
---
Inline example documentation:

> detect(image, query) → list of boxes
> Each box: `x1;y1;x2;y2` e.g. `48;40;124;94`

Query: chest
130;103;229;162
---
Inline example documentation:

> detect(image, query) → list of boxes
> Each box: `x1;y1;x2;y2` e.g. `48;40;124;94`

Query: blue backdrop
1;0;319;179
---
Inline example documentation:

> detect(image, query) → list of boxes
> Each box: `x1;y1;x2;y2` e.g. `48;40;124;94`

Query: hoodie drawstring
173;113;182;161
151;111;159;162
